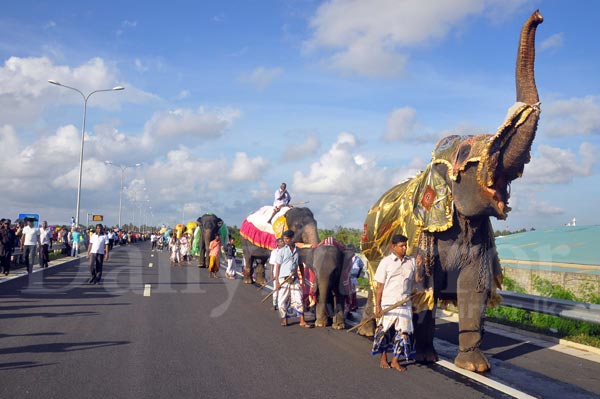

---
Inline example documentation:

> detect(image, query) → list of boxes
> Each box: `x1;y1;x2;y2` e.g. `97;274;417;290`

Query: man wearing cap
0;219;16;276
274;230;311;328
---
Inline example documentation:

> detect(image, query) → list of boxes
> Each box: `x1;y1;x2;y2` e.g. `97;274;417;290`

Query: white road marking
149;263;153;268
436;360;536;399
143;284;151;297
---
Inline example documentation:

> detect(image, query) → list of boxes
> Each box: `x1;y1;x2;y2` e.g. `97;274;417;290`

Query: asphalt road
1;242;598;399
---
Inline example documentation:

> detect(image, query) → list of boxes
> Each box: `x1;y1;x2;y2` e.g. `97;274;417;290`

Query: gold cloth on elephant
361;102;539;310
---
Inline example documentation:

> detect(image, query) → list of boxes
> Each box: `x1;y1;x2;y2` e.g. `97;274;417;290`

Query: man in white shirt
87;224;110;284
371;234;416;372
20;218;40;274
39;221;52;268
268;238;284;310
267;182;291;224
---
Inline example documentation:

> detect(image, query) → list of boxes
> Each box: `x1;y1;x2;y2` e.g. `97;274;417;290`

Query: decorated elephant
194;214;226;268
302;239;355;329
358;10;543;373
240;206;319;285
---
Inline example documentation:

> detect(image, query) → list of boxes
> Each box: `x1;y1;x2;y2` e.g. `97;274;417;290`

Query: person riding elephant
194;214;225;268
240;206;319;285
358;10;544;373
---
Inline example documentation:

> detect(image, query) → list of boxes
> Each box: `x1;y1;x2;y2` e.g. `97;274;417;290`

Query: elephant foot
357;320;376;337
414;349;438;364
332;322;345;330
255;278;266;286
315;319;327;328
454;349;491;373
242;277;253;284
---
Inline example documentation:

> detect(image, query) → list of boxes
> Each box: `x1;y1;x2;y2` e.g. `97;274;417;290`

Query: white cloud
540;33;564;52
144;106;241;139
523;143;598;185
239;66;283;90
0;56;154;127
384;107;433;142
543;96;600;136
175;90;190;100
229;152;270;181
134;58;149;72
282;134;321;161
293;132;387;196
304;0;488;77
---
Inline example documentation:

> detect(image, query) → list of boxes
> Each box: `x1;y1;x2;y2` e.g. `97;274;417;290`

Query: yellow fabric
361;103;539;312
272;216;288;238
209;256;219;272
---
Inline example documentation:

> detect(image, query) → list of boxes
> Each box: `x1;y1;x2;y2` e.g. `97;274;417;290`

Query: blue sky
1;0;599;232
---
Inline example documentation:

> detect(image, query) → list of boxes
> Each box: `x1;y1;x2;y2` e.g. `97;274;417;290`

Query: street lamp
105;161;141;228
48;80;124;227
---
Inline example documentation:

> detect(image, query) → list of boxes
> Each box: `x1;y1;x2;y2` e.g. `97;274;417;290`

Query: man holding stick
371;234;416;372
274;230;311;328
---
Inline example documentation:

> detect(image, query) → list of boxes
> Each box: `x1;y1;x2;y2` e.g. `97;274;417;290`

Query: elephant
302;242;355;330
194;214;225;268
358;10;543;373
240;207;319;285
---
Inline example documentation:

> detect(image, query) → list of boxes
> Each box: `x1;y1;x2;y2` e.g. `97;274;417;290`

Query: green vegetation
486;276;600;347
318;226;362;248
493;227;534;237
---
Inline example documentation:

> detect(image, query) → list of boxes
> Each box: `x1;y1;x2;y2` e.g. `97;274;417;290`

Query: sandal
299;323;313;328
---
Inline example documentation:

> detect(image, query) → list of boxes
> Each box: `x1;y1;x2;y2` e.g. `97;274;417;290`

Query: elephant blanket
362;102;537;267
240;206;291;250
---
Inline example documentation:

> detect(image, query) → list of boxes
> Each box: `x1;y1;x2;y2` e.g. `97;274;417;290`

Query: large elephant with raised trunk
359;10;543;373
240;207;319;285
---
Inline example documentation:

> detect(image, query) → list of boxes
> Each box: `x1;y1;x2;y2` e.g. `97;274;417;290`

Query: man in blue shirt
274;230;311;328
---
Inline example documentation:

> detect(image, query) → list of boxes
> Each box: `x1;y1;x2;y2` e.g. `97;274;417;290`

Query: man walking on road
0;219;16;276
20;218;40;274
371;234;416;372
274;230;311;328
87;224;109;284
39;221;52;268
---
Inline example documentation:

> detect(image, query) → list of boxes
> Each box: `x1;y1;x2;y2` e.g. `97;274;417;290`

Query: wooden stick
257;276;276;291
347;294;416;333
261;274;294;303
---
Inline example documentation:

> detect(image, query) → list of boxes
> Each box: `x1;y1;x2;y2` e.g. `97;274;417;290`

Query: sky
1;0;599;232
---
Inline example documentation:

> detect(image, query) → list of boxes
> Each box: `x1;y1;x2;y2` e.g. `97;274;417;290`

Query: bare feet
390;359;407;372
379;359;391;369
281;318;288;327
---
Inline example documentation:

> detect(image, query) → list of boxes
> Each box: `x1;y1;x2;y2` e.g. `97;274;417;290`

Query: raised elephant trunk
516;10;543;104
497;10;543;181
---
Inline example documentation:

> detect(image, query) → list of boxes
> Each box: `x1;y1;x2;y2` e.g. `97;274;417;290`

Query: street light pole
105;161;141;228
48;80;124;227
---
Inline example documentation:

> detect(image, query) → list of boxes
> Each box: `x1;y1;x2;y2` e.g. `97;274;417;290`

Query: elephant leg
331;293;346;330
255;261;266;286
315;287;329;327
454;272;491;373
357;288;376;337
242;256;253;284
413;308;438;363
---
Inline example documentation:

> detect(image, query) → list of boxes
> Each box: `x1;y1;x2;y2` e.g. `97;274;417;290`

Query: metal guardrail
499;290;600;324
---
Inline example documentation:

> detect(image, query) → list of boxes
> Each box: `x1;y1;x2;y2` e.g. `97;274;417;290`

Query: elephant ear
338;249;355;296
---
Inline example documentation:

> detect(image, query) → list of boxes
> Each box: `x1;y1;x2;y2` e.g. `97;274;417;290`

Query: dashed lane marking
149;263;153;268
143;284;151;297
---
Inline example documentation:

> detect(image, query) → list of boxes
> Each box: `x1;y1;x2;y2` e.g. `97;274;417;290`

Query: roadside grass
486;276;600;348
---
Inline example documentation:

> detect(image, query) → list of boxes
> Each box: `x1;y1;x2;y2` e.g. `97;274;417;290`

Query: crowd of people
1;182;415;372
